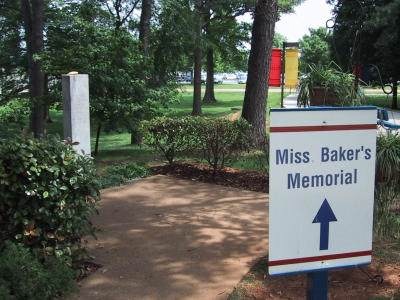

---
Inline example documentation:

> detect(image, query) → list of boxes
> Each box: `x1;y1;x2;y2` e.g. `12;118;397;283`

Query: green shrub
0;242;75;300
142;116;198;164
195;118;252;174
143;117;252;173
0;99;30;128
99;163;149;188
374;184;400;239
0;137;100;264
374;133;400;240
376;133;400;182
0;99;30;138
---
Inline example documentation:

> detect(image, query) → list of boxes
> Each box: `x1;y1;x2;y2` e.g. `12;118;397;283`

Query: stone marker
62;73;91;155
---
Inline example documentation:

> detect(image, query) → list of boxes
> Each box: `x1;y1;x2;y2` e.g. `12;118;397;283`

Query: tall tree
242;0;278;146
202;2;251;103
299;27;331;72
242;0;303;146
103;0;140;29
202;5;216;104
330;0;400;109
0;0;26;104
192;0;203;115
21;0;45;138
139;0;153;57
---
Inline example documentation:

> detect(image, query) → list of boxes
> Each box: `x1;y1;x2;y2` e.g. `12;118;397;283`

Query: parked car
224;73;238;81
213;74;224;84
238;74;247;84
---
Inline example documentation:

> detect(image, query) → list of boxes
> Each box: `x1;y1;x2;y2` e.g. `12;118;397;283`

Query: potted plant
297;63;364;106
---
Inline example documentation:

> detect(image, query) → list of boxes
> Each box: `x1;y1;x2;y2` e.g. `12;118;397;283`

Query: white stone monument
62;73;91;155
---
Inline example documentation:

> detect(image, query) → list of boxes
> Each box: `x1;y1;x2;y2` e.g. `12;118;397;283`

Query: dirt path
72;175;268;300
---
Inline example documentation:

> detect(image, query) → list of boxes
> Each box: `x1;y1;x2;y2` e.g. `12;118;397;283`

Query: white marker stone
62;73;91;155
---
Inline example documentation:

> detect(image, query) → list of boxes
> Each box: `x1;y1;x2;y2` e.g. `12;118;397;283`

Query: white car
213;74;224;84
224;73;238;80
238;74;247;84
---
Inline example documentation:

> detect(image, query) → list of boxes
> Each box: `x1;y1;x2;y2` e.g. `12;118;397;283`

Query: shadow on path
72;175;268;300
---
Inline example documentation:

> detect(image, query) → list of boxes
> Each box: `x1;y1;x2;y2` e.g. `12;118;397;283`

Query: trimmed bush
99;163;149;188
0;242;75;300
195;118;252;174
0;137;100;264
142;116;198;164
143;116;252;174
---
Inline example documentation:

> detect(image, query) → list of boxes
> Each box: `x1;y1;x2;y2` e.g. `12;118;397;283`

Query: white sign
268;107;377;275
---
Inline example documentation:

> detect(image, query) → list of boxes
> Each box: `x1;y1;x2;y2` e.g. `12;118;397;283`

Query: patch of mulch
229;256;400;300
150;163;268;193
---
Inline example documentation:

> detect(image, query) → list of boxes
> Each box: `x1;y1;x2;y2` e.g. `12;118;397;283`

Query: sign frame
268;106;377;277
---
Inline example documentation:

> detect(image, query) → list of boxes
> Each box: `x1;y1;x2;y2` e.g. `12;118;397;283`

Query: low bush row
142;117;252;174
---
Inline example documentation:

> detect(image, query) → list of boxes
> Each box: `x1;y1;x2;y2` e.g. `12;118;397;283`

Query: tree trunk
130;127;143;145
242;0;278;147
131;0;153;144
392;80;398;110
94;123;102;156
43;74;52;123
139;0;153;57
203;47;217;103
21;0;45;138
192;0;202;116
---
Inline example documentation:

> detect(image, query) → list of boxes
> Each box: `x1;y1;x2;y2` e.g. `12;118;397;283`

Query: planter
309;87;341;106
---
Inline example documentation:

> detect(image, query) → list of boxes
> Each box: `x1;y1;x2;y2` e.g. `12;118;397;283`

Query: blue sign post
307;271;328;300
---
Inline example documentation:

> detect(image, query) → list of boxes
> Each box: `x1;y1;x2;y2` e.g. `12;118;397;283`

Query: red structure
269;48;282;87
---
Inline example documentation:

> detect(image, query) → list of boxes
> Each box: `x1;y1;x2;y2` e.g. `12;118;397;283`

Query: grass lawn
179;83;246;91
364;95;398;110
167;91;282;117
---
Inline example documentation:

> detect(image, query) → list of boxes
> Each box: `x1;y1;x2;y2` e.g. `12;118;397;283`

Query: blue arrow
312;199;337;250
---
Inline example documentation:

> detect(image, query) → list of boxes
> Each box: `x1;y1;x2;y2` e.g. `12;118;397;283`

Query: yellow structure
285;49;299;88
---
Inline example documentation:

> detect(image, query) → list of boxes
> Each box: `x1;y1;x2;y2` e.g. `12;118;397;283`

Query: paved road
72;175;268;300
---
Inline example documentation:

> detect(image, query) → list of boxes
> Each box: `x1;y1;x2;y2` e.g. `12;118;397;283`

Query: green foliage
330;0;400;92
0;242;75;300
374;133;400;240
195;118;252;173
374;184;400;239
40;2;177;151
273;32;287;48
376;133;400;182
99;163;150;188
299;27;331;72
142;116;197;164
0;137;100;264
143;116;252;173
230;150;268;172
297;63;364;106
0;99;30;128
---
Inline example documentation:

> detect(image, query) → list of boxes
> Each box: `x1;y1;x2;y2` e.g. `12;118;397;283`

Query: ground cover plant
98;162;150;189
0;242;75;300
